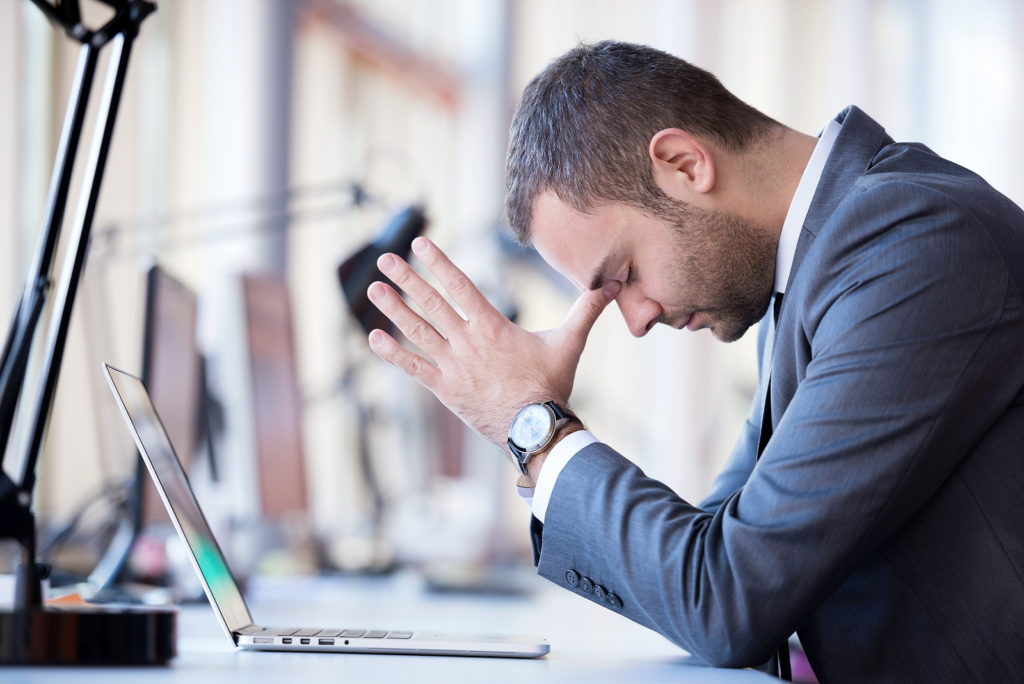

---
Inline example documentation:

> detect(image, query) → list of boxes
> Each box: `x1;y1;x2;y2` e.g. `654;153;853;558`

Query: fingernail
367;282;384;301
603;281;621;299
369;330;385;346
378;253;396;272
412;237;428;254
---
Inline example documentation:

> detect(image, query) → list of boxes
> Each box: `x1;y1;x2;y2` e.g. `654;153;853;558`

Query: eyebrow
588;254;615;291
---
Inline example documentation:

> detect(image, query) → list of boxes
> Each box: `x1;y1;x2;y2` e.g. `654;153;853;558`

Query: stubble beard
660;201;777;343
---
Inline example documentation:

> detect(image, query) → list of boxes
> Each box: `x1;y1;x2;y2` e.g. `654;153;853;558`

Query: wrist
515;421;585;488
516;451;547;488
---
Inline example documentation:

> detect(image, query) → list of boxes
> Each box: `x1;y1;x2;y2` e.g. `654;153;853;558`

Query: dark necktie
757;292;784;458
758;292;792;682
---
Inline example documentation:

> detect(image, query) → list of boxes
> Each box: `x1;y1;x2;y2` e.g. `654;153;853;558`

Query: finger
409;237;497;321
367;281;448;355
368;329;441;388
554;281;621;349
376;252;467;333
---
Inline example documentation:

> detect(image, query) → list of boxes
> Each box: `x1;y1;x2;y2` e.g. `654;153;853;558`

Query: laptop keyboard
250;627;413;640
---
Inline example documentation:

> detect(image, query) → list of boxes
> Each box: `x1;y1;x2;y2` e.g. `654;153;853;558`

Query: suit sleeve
531;182;1024;667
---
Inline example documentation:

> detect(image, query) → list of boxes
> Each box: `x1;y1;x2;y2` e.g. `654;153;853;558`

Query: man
365;41;1024;682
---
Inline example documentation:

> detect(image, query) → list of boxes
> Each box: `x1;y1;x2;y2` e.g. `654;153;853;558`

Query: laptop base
237;626;548;658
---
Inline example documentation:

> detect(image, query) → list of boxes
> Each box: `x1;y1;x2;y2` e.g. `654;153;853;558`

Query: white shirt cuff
531;430;597;523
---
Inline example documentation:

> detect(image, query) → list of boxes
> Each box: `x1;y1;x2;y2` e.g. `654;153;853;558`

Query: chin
711;320;751;343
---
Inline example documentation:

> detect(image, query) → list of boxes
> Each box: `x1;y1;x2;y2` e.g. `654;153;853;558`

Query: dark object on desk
0;0;173;666
337;205;428;335
0;604;176;666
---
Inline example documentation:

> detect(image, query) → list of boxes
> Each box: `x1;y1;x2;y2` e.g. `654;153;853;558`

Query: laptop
103;363;549;658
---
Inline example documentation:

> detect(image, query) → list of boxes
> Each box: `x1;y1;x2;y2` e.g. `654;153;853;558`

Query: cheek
652;256;693;304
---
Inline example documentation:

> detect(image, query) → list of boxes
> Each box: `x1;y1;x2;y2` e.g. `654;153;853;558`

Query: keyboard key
386;632;413;639
318;630;342;637
254;627;299;636
339;629;366;638
363;630;388;639
294;628;322;637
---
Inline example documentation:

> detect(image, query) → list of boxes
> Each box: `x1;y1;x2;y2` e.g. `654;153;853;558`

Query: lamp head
337;205;427;336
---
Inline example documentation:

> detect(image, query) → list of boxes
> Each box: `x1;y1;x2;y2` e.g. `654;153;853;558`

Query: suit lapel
760;107;895;449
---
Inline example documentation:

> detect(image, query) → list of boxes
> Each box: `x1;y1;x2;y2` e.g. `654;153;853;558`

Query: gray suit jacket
530;106;1024;682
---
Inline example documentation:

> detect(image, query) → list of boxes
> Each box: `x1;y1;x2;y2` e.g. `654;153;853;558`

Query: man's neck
721;127;819;241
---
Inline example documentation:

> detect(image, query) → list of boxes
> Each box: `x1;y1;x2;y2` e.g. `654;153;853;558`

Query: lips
663;312;699;331
675;313;693;330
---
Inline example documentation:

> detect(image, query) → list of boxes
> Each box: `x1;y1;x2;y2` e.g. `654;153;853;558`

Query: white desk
4;573;773;683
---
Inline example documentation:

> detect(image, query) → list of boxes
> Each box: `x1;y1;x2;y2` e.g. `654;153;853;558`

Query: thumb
554;281;620;350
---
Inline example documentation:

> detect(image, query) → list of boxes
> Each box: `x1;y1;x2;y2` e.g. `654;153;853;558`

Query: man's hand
366;236;620;445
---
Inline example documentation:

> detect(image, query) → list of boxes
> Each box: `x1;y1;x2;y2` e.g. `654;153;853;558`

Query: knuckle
421;290;446;314
405;354;426;378
446;274;470;297
407;319;432;345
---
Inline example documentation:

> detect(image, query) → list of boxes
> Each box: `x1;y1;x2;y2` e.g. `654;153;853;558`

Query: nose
616;291;662;337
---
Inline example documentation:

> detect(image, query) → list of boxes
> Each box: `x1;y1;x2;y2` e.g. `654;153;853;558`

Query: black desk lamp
0;0;174;665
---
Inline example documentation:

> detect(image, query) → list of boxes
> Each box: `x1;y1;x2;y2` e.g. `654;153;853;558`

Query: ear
648;128;716;199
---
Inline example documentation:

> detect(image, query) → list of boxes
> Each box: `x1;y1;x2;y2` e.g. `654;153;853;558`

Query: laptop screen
104;364;253;636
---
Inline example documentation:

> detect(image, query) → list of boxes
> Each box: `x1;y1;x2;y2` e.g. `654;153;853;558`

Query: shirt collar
774;118;842;293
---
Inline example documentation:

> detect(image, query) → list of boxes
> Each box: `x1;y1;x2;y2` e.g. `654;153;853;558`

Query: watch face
510;404;554;452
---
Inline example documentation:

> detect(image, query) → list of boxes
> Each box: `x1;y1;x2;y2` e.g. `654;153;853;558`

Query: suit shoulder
796;175;1014;330
822;176;993;258
850;144;1022;229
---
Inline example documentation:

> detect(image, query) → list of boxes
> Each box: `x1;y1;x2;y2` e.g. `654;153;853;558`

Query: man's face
530;190;776;342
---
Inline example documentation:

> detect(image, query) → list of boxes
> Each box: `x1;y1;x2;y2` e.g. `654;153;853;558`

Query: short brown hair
505;41;779;244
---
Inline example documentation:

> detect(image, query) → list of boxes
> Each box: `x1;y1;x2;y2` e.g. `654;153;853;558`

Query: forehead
529;191;622;292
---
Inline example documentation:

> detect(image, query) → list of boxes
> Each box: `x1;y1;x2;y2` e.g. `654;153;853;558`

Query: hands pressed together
366;236;620;447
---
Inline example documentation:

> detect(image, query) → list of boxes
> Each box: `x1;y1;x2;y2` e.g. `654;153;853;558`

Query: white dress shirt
522;118;843;523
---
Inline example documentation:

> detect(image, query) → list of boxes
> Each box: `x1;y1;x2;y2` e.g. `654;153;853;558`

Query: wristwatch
506;401;579;476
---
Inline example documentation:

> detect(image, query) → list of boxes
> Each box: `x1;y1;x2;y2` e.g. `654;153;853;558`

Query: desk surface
4;572;772;683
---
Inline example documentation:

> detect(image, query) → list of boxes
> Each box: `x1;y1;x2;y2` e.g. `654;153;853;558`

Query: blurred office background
1;0;1022;588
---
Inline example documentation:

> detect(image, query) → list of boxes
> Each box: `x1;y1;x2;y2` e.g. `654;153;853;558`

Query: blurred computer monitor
139;265;202;526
